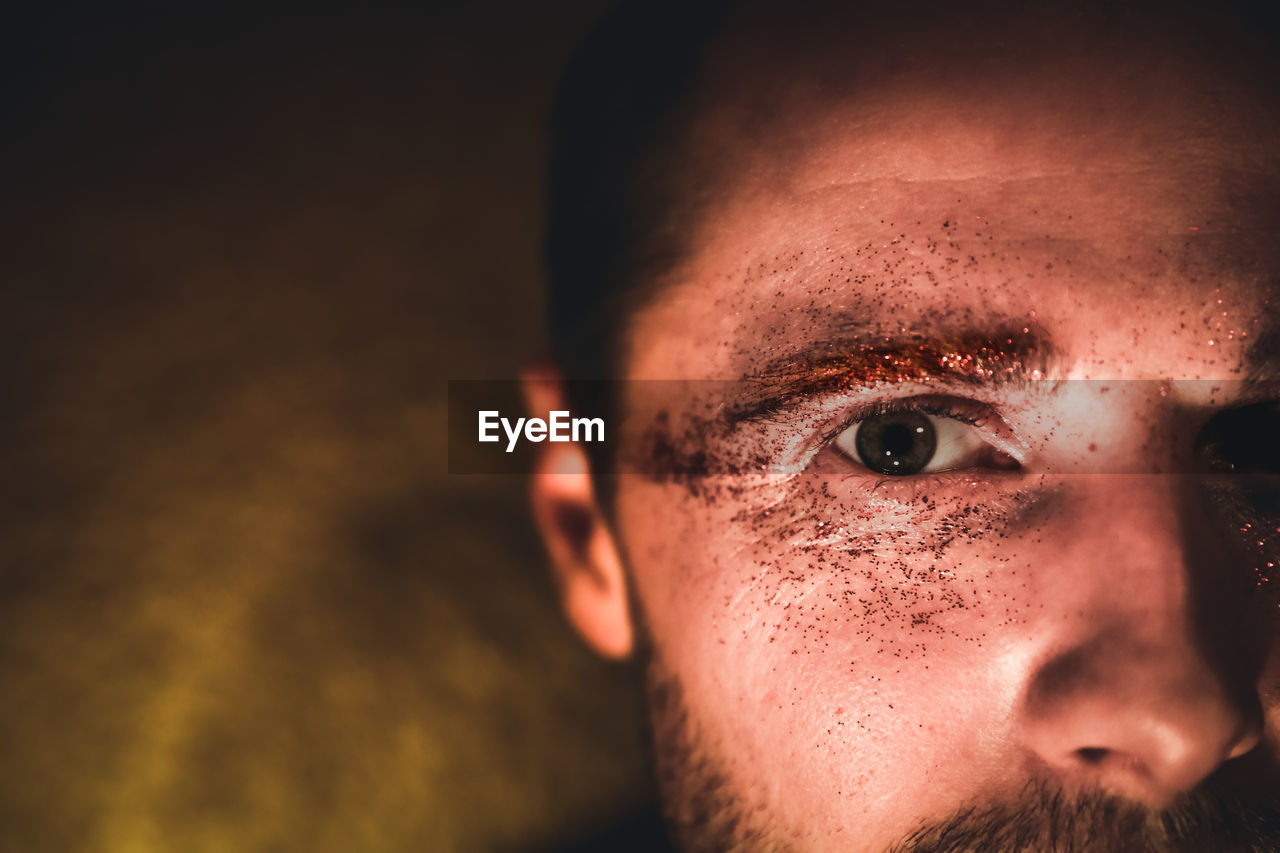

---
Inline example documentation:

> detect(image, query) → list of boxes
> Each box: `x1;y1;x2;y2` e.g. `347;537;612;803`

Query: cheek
617;471;1049;720
623;471;1042;630
618;474;1046;816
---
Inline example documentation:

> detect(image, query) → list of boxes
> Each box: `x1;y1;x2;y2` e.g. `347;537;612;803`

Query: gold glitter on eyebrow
729;326;1058;423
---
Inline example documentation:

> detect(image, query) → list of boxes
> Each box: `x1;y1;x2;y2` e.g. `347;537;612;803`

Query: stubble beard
642;645;797;853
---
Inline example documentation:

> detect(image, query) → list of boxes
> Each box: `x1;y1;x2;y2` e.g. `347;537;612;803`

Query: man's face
606;16;1280;852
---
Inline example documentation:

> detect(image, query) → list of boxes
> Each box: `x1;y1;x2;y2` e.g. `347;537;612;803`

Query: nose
1020;630;1260;805
1016;480;1262;806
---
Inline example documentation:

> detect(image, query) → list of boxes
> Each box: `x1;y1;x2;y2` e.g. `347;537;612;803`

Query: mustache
891;775;1280;853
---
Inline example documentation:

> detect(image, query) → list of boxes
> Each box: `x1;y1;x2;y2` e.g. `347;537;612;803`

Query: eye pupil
855;411;938;476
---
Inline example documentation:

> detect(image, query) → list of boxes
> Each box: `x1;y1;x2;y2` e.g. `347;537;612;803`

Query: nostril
1076;747;1108;765
1070;746;1151;784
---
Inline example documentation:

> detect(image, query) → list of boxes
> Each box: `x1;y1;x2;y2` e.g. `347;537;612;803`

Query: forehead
620;5;1280;382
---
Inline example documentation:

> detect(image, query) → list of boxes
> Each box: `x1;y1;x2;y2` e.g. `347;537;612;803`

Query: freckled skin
606;14;1280;853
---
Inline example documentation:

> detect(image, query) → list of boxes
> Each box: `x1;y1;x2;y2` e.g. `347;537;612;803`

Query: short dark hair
543;2;734;487
544;2;733;384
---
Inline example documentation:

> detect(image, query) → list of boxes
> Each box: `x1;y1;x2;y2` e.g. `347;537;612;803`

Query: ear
521;365;633;660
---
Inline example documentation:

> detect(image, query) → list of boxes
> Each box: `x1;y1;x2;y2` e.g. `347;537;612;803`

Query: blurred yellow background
0;3;649;850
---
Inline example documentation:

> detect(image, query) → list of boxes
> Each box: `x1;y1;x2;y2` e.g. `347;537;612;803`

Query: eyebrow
727;325;1059;423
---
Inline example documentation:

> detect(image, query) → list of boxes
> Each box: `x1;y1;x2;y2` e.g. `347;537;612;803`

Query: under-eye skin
830;398;1022;477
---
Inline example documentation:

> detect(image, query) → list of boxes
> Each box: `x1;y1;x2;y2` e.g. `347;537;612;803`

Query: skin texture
532;7;1280;851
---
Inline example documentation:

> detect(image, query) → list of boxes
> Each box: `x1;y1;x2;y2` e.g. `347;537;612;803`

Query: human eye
827;397;1022;477
1195;399;1280;476
1195;399;1280;541
1186;399;1280;600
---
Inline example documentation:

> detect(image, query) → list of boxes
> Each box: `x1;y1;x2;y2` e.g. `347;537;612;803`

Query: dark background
1;3;652;850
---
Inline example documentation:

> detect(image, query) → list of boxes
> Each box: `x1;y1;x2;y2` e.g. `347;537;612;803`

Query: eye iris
854;411;938;475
